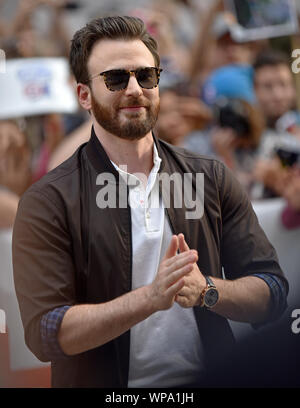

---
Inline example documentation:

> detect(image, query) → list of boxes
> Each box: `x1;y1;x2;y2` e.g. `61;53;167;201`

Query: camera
275;146;300;167
212;97;250;138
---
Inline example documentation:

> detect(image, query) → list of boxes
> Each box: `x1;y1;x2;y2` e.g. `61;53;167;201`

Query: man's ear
77;83;92;111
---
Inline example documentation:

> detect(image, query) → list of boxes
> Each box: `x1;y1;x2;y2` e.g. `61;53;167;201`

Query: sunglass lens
137;68;158;89
105;70;129;91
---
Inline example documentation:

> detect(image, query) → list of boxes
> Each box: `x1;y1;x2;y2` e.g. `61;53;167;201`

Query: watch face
204;288;219;307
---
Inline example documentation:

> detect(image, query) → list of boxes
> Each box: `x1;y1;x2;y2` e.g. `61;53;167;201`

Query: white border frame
225;0;299;42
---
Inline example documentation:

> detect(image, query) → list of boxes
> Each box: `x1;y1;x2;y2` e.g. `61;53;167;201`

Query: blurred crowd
1;0;300;230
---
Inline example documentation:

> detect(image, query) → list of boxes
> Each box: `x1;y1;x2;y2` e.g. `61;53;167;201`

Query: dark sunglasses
89;67;162;91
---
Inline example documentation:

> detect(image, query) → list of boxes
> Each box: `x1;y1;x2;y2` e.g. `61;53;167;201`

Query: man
252;49;300;198
0;120;31;228
254;50;297;130
13;16;288;388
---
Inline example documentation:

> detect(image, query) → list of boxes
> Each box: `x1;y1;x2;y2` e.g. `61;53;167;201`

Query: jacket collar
85;125;169;177
86;126;120;179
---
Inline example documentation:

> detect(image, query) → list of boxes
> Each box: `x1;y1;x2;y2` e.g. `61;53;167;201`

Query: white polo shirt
112;143;204;388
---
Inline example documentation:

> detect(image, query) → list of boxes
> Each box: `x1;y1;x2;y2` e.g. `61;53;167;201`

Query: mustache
118;98;150;108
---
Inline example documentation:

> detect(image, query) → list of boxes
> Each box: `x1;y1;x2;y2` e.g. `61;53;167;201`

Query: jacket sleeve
12;189;76;362
217;162;289;292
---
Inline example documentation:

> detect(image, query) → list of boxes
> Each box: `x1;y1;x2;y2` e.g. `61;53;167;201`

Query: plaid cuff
40;305;71;361
253;273;288;323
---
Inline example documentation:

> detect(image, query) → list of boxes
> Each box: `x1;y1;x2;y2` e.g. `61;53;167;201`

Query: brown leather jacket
12;127;287;387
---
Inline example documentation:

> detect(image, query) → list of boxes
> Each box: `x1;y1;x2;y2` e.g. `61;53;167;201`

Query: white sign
225;0;299;42
0;58;78;119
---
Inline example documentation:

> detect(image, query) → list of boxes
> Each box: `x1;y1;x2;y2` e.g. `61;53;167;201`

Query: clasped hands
148;233;206;312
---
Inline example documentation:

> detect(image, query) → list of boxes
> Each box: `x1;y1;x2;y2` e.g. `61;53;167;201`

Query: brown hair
253;49;290;72
69;16;160;84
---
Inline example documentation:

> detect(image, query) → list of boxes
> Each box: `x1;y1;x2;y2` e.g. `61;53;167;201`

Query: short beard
91;93;159;141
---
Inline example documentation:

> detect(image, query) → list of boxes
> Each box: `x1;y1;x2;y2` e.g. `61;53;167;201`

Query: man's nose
272;84;285;101
124;74;143;97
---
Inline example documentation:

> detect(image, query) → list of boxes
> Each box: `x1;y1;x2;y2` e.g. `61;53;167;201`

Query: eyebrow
101;65;154;71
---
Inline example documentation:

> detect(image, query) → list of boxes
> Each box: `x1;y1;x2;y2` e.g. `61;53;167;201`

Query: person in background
31;114;66;182
0;0;7;37
154;86;212;147
0;190;19;229
130;0;193;89
281;168;300;229
254;49;298;131
47;119;92;171
0;0;85;183
179;1;266;196
187;0;265;91
0;120;31;228
252;49;300;198
184;65;264;196
1;0;71;59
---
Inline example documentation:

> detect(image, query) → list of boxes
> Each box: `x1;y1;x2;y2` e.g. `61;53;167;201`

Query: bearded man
12;16;288;388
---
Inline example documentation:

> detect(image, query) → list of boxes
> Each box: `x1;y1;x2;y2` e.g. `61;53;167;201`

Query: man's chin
118;126;150;141
105;121;152;141
118;110;146;123
119;106;146;114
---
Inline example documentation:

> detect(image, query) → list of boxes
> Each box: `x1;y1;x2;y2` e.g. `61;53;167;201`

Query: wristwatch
199;276;219;308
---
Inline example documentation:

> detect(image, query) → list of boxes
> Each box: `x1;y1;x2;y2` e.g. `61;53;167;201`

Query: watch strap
205;276;216;288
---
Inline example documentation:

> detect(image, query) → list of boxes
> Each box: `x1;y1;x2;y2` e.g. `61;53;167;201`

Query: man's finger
164;262;194;288
163;235;179;260
178;233;190;253
165;277;185;299
164;249;197;269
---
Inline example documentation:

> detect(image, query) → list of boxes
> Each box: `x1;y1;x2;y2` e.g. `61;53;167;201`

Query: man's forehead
255;64;292;80
88;39;155;72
